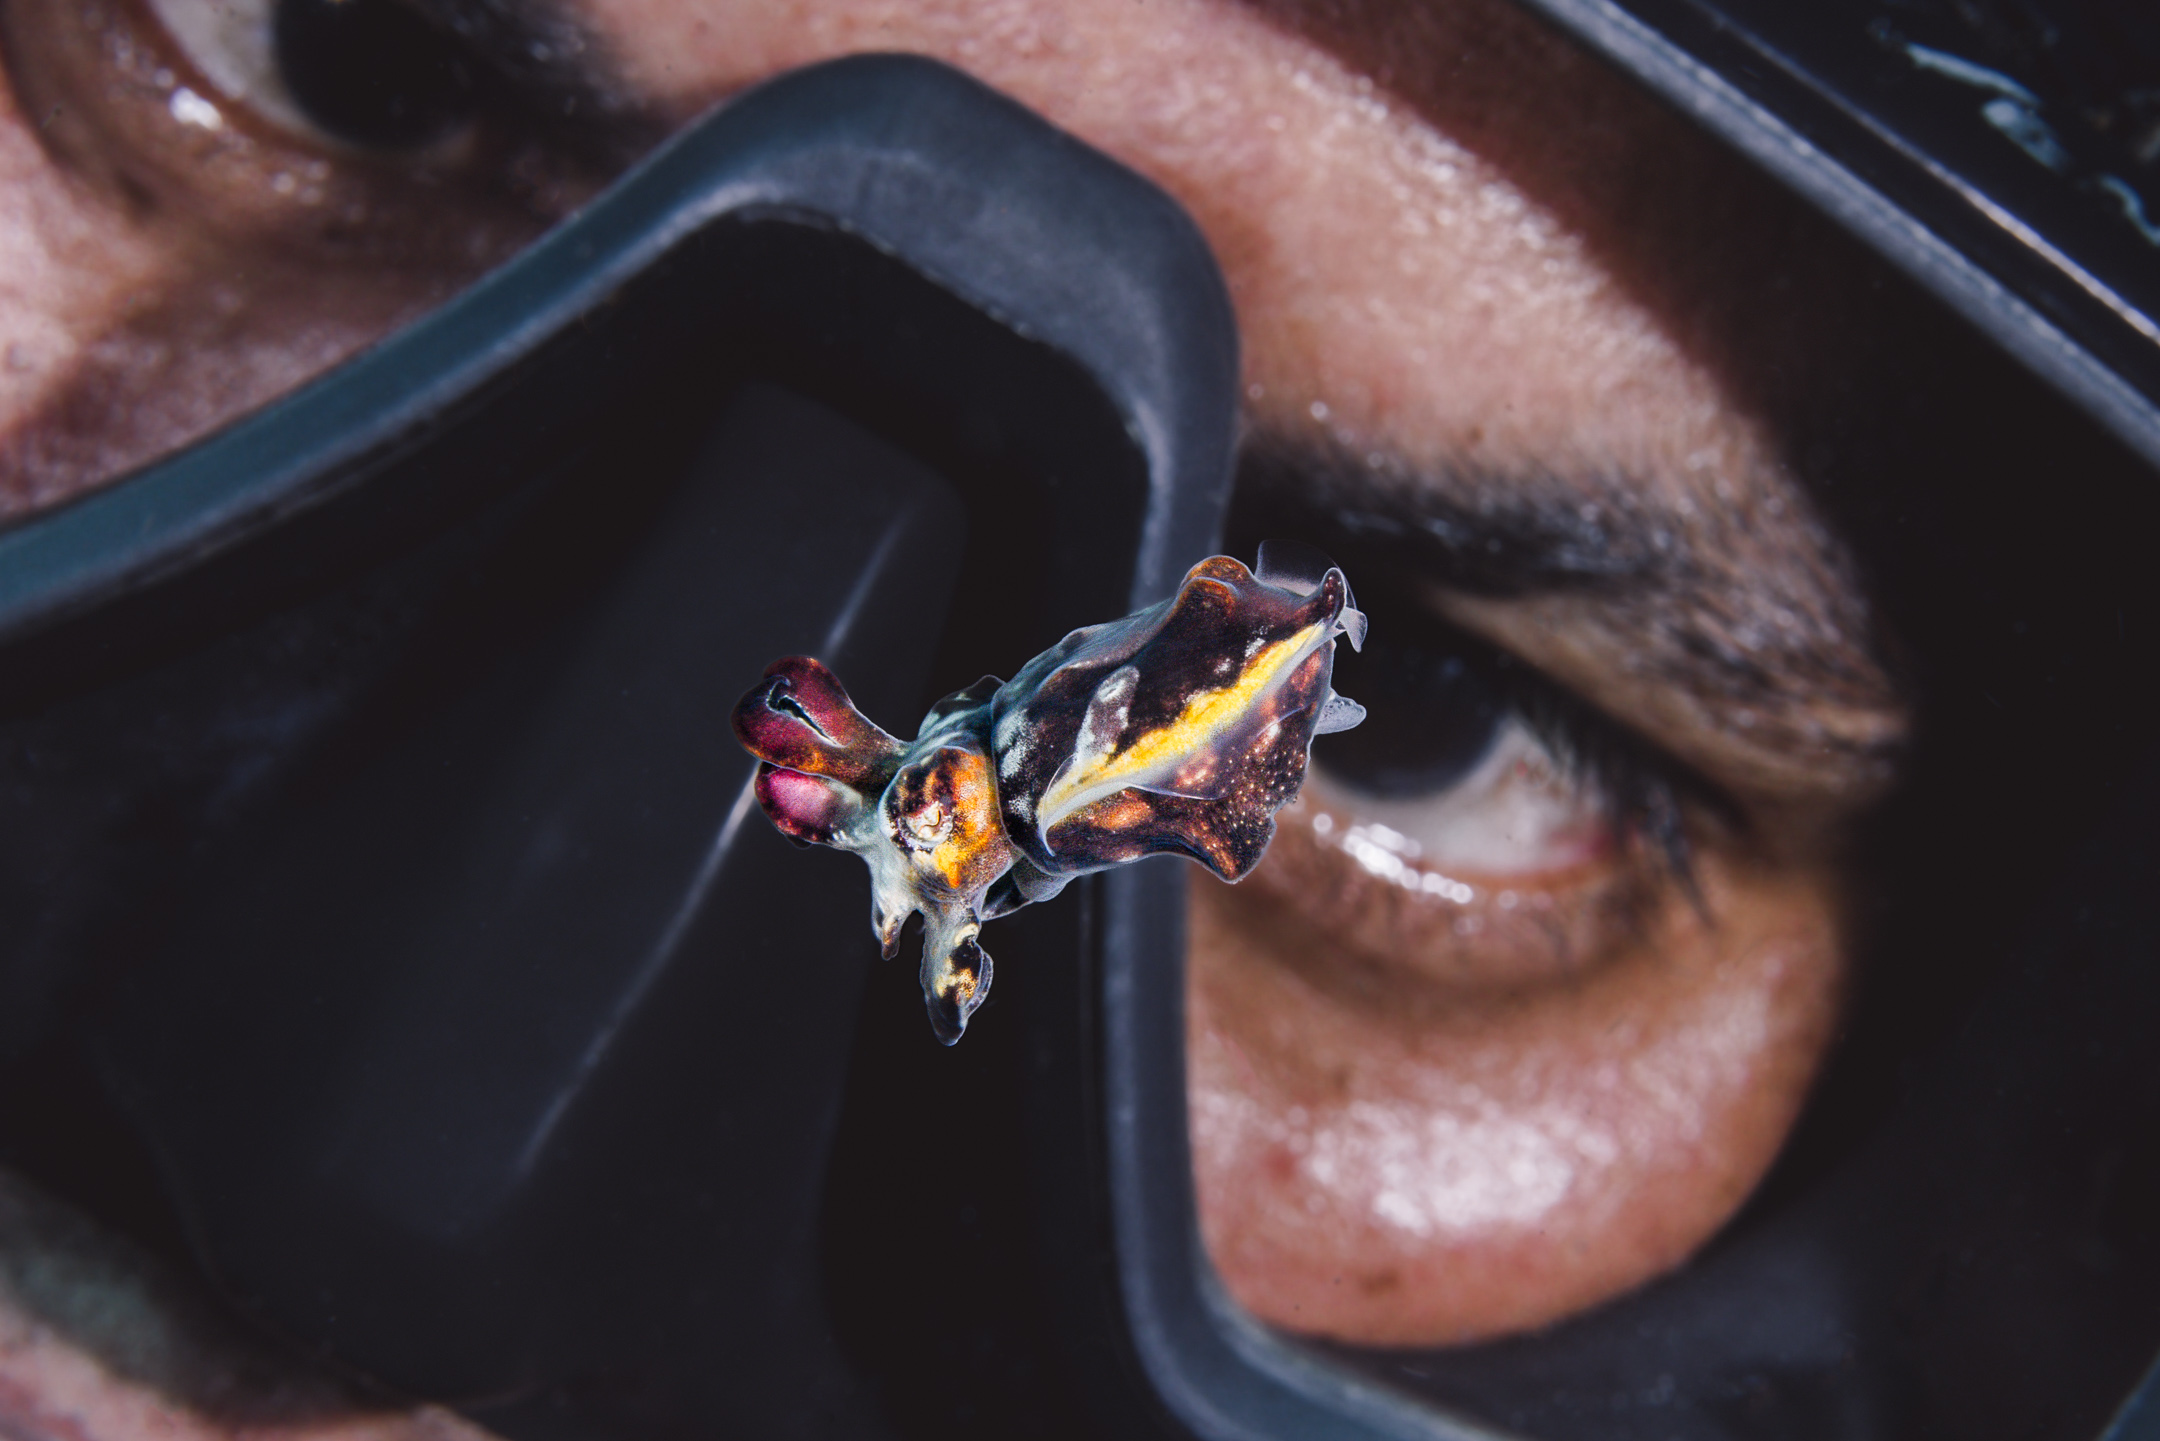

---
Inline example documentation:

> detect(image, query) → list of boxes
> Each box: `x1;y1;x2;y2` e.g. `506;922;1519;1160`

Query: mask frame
0;29;2155;1441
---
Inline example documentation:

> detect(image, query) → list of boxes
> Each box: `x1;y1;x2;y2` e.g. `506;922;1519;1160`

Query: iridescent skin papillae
732;546;1369;1042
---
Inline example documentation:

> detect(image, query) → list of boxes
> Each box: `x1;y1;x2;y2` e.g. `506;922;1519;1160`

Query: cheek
0;74;164;493
0;260;461;517
1185;855;1843;1346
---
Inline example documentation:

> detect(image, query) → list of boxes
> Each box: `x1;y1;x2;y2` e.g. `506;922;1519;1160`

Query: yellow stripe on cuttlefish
731;547;1363;1044
1037;621;1327;829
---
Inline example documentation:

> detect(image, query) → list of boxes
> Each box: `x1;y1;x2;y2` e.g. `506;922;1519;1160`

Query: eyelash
1490;641;1705;885
1309;563;1718;889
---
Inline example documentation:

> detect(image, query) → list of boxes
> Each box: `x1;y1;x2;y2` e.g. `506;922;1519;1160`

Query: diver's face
0;0;1907;1419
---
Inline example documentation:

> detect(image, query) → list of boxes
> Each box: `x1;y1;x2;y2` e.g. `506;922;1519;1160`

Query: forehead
575;0;1864;493
561;0;1903;804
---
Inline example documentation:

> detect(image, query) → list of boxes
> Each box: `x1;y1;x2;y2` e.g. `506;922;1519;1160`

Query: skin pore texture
0;0;1911;1426
1189;807;1848;1343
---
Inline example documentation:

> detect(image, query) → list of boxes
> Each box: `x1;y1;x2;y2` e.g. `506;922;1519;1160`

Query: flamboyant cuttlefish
731;543;1368;1043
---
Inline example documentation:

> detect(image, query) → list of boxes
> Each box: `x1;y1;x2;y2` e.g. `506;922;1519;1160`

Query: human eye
1287;574;1711;986
144;0;522;154
0;0;647;513
3;0;633;234
1188;455;1885;1347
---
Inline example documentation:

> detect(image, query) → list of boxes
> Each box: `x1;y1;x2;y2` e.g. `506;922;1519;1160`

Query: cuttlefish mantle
731;543;1366;1043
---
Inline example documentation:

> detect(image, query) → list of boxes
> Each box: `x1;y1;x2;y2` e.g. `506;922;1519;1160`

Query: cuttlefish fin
1259;539;1364;650
1313;692;1368;735
1337;605;1368;652
1255;538;1335;595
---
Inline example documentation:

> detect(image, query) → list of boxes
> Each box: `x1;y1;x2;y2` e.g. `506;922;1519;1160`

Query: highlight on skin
1188;787;1849;1344
0;0;1919;1420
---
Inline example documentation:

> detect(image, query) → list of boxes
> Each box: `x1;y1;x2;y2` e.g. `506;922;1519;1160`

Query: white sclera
142;0;319;139
1305;717;1606;881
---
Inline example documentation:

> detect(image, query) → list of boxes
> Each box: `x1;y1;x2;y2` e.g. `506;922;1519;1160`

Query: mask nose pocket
57;51;1238;1441
102;382;964;1414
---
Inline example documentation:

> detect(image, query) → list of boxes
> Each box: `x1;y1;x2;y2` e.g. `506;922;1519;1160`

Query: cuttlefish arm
731;549;1365;1043
734;658;1012;1042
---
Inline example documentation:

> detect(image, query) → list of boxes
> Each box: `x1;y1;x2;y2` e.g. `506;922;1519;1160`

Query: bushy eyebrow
1233;435;1910;802
1237;439;1671;598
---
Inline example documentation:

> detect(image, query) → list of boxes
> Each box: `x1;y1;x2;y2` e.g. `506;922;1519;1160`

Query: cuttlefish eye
730;546;1366;1042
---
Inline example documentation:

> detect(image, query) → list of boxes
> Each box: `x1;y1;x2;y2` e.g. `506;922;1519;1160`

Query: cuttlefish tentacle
732;550;1365;1043
880;737;1015;1041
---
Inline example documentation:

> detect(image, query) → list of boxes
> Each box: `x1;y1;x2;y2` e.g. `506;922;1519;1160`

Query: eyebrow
1233;435;1910;801
1237;439;1671;599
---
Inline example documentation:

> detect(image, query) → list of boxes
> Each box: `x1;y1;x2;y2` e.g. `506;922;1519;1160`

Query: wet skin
0;0;1910;1425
